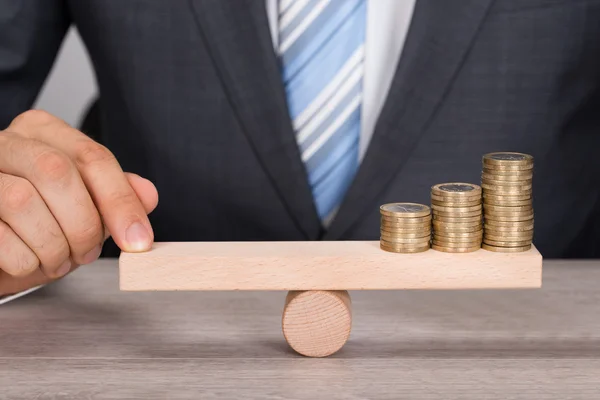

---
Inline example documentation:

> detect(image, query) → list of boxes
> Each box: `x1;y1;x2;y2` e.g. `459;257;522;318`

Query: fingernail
125;222;151;251
82;244;102;264
56;259;72;277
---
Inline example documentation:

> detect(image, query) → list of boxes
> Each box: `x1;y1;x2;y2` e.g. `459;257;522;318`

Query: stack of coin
379;203;431;253
431;183;483;253
481;152;534;252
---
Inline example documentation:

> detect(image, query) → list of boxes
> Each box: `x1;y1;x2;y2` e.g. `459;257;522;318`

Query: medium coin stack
431;183;483;253
380;203;431;253
481;152;533;252
481;152;534;252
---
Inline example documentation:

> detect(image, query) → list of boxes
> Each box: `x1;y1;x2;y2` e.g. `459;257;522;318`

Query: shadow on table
4;279;600;360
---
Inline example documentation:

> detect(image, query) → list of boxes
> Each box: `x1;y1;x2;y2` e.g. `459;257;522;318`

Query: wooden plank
118;241;542;291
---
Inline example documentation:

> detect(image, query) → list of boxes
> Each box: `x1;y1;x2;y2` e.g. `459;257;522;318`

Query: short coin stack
379;203;431;253
431;183;483;253
481;152;534;252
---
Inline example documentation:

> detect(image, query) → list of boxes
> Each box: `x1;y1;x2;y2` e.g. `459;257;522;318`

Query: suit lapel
189;0;321;239
324;0;495;239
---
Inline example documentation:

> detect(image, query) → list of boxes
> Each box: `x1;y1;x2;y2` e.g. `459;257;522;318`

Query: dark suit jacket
1;0;599;258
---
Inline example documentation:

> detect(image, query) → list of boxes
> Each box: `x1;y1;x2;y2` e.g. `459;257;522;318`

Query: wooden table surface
1;259;600;399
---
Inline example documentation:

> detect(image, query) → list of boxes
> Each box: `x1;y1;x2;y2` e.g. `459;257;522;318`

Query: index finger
10;111;154;252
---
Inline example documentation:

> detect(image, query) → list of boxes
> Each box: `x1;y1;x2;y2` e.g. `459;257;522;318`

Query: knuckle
11;109;56;128
40;243;70;270
108;190;139;209
0;226;38;277
1;178;35;213
0;223;12;252
70;218;104;249
15;252;39;276
75;141;116;168
30;221;70;271
0;223;8;244
33;149;73;186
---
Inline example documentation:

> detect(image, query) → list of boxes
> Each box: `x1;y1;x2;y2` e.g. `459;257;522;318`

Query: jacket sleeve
0;0;70;129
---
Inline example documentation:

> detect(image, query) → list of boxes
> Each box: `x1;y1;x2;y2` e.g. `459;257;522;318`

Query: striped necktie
278;0;366;222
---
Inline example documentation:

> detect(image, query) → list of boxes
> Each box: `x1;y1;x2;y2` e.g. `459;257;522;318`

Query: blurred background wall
33;28;97;128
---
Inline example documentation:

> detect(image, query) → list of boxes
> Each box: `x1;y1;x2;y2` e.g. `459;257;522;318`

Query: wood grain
282;290;352;357
2;259;599;399
119;241;543;291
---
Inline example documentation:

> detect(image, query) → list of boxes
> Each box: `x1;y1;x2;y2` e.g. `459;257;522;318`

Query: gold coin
482;152;534;166
379;240;431;249
433;210;482;218
379;244;431;253
381;215;431;224
431;193;481;202
483;164;534;172
381;229;431;236
484;231;533;240
481;172;533;182
431;190;481;203
482;174;533;182
481;178;533;187
380;224;431;233
380;218;431;226
484;213;534;222
483;238;531;247
482;243;532;252
433;218;482;227
380;203;430;218
484;224;534;232
433;234;482;241
432;236;483;247
381;224;431;232
432;223;483;232
483;219;534;227
380;244;430;253
432;234;482;242
483;193;532;201
431;239;482;247
484;228;533;237
431;204;482;213
484;236;533;244
431;198;481;207
483;235;533;243
380;233;431;243
482;197;532;207
433;242;482;249
482;183;532;192
433;232;482;239
432;244;481;253
380;228;431;237
434;235;482;242
380;236;431;245
484;209;534;218
432;214;482;223
483;204;533;213
431;182;482;198
433;224;483;232
434;230;483;238
483;190;533;198
482;167;534;176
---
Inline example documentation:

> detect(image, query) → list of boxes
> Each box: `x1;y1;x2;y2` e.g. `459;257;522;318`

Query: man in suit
0;0;599;296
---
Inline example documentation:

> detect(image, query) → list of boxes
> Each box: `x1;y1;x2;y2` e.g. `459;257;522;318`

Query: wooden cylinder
282;290;352;357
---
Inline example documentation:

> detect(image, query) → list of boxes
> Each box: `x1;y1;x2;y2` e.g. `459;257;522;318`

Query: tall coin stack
380;203;431;253
431;183;483;253
481;152;534;252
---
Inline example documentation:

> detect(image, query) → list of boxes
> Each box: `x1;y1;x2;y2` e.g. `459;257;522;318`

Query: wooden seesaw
118;240;543;357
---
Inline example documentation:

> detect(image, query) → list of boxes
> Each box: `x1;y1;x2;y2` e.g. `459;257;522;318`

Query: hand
0;110;159;296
